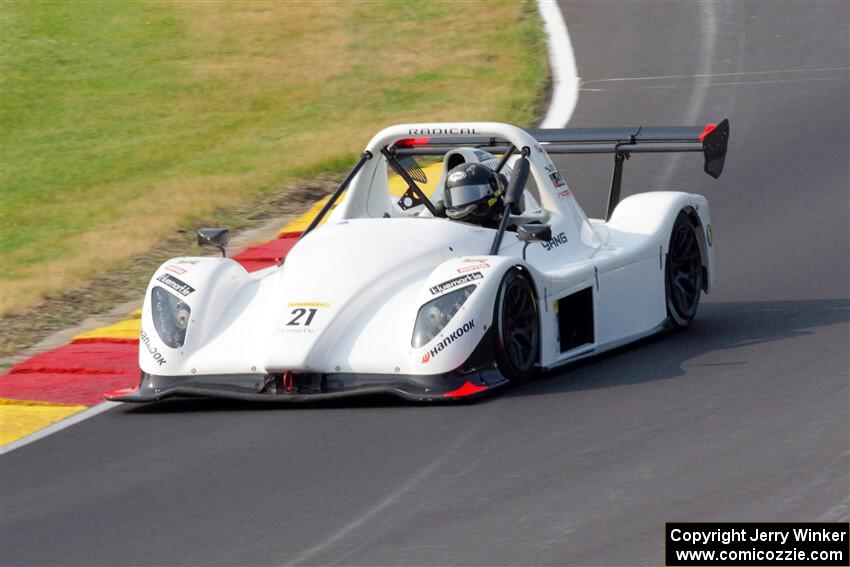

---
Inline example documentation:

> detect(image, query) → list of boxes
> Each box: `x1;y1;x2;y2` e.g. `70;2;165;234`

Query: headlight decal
155;273;195;296
428;271;484;295
412;284;476;348
151;286;191;348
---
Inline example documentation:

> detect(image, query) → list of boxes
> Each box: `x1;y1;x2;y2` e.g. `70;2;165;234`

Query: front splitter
106;367;508;403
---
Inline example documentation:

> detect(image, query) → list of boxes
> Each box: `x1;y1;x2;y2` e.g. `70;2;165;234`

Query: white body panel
138;123;716;382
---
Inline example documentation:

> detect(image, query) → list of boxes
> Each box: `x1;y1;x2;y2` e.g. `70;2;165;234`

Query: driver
443;162;508;228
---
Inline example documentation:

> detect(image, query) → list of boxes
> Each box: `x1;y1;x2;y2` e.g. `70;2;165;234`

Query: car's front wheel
493;269;539;382
665;211;704;328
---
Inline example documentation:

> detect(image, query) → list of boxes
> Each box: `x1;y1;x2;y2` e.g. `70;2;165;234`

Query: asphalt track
2;2;848;565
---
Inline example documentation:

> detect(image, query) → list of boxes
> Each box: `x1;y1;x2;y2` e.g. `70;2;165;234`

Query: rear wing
393;119;730;219
530;120;729;179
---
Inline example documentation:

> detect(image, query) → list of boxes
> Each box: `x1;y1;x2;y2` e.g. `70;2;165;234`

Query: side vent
558;288;594;352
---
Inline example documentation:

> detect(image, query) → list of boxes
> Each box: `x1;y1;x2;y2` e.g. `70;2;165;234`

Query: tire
665;211;704;328
493;269;539;382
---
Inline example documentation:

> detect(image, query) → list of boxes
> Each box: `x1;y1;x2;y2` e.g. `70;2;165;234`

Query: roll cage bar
300;120;730;244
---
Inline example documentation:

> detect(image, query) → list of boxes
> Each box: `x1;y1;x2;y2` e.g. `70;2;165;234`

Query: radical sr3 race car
110;120;729;403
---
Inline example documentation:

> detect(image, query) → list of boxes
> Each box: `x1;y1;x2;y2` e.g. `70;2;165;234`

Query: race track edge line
537;0;580;128
0;401;121;455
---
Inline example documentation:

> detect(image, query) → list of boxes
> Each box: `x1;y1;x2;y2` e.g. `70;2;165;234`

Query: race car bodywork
110;120;729;403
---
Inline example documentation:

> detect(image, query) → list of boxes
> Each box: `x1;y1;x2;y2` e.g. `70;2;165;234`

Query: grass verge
1;0;546;317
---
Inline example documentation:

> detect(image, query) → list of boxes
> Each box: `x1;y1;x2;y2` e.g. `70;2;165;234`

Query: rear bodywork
111;121;728;403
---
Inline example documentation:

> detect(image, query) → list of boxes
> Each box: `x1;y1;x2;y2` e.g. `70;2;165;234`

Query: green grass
0;0;546;314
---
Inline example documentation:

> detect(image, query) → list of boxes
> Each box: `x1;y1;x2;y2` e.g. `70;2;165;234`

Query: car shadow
120;299;847;413
505;298;848;397
119;392;421;414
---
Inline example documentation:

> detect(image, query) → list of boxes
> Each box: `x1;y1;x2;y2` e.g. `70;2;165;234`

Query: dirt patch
0;175;339;364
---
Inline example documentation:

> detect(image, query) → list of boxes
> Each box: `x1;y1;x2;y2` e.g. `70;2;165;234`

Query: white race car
110;120;729;403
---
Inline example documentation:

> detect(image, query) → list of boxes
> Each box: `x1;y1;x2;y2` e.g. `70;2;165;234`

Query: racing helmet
444;162;507;223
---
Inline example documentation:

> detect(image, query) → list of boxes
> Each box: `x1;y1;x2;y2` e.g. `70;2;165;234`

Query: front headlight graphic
412;285;476;348
151;286;191;348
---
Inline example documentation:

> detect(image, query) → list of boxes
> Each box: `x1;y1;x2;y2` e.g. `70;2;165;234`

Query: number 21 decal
287;308;318;326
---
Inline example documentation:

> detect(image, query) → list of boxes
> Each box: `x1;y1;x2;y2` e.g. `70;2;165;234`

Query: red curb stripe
233;232;300;272
1;372;137;406
9;342;138;376
9;368;128;376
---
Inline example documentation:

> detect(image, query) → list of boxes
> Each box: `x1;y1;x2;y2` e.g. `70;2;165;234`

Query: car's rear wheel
665;212;703;328
494;269;539;382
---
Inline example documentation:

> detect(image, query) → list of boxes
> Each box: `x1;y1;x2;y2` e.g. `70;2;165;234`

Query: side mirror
197;228;230;257
504;156;530;216
517;224;552;244
517;224;552;261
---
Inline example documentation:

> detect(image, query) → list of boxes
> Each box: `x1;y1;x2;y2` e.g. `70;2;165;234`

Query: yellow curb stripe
0;399;88;446
280;195;333;234
279;163;444;235
0;398;78;407
73;317;141;341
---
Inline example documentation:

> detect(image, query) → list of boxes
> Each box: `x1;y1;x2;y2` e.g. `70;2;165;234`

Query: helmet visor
445;183;491;208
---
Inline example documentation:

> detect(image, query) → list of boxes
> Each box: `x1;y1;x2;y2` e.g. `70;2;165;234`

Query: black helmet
444;162;506;223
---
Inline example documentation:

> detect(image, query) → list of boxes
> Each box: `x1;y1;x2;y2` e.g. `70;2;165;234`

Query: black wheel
494;269;539;382
665;212;703;328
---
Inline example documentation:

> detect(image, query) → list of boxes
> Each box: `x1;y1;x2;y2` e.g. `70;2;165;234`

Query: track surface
2;2;848;565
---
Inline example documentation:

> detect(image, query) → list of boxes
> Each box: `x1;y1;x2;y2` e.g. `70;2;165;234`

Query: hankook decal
420;320;476;363
140;330;167;366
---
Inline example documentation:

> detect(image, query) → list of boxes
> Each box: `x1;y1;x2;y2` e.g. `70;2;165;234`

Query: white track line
0;402;121;455
537;0;580;128
286;430;475;565
2;4;580;457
